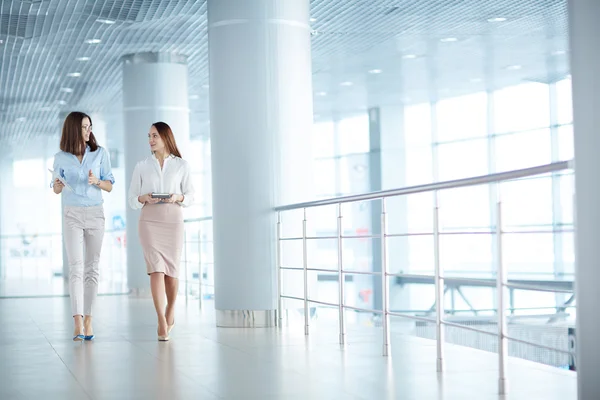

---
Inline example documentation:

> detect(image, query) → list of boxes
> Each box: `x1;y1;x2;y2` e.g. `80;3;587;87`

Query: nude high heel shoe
158;327;169;342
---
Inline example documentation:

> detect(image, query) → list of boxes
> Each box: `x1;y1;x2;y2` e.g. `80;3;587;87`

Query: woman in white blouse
127;122;194;341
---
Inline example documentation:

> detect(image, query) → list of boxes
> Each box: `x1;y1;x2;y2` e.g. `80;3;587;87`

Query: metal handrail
275;161;571;211
275;160;575;396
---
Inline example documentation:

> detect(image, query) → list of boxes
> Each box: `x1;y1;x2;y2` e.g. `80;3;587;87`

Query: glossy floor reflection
0;295;576;399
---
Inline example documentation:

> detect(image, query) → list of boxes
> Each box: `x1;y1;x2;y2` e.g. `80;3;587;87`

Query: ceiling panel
0;0;569;156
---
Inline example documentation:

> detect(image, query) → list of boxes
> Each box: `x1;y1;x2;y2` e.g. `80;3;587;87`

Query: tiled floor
0;295;576;399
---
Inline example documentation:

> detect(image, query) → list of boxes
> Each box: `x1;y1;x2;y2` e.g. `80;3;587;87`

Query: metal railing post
496;198;508;395
381;198;390;356
277;212;283;328
303;208;309;336
337;203;346;344
198;225;202;310
433;190;445;371
184;229;188;305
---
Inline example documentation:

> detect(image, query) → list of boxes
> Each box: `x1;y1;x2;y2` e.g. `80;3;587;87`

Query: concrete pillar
569;0;600;397
208;0;314;327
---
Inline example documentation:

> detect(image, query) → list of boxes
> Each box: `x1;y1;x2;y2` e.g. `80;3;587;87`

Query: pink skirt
138;204;184;278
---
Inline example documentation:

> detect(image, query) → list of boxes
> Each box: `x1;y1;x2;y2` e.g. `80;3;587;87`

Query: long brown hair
60;111;99;155
152;122;182;158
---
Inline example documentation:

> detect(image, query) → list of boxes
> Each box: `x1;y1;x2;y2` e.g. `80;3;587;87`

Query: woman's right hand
53;178;64;194
138;193;161;205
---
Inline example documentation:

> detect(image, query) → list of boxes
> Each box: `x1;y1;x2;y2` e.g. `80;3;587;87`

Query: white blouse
128;154;195;210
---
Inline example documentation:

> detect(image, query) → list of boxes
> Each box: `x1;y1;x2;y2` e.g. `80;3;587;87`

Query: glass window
313;158;336;196
408;235;434;274
186;141;204;171
503;233;554;274
438;185;490;230
404;103;432;146
407;192;434;233
501;176;553;227
556;78;573;125
338;115;369;155
307;204;337;233
339;154;369;195
405;145;433;186
513;291;557;315
312;121;335;158
14;158;45;188
558;173;574;226
558;125;574;161
495;129;551;173
562;232;575;274
437;92;487;142
437;138;488;181
494;82;550;133
440;234;493;274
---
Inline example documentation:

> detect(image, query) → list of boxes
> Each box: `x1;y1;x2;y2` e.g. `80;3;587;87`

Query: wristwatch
96;180;101;187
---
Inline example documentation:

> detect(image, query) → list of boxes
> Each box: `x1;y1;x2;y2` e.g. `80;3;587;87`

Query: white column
569;1;600;398
208;0;314;327
122;52;190;294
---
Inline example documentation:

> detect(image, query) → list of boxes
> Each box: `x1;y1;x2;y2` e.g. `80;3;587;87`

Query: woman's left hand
88;170;100;186
162;194;182;203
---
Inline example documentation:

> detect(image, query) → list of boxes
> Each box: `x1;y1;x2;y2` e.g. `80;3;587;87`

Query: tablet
48;169;73;191
151;193;171;199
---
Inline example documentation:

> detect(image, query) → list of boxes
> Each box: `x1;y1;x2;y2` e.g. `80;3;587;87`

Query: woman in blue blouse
51;111;115;341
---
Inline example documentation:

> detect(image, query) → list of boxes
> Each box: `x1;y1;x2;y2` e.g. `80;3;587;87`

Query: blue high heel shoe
73;334;85;341
84;335;95;341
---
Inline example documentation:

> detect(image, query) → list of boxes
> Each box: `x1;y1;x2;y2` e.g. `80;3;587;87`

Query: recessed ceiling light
402;54;418;59
440;37;458;42
15;117;26;123
96;19;116;25
67;72;81;77
60;87;73;93
552;50;566;56
368;69;382;74
189;94;199;100
315;91;327;96
488;17;507;22
58;100;67;105
506;64;522;70
0;40;4;45
85;39;102;44
340;81;353;86
76;57;90;61
310;17;317;22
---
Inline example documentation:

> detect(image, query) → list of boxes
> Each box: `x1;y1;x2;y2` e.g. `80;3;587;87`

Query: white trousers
63;205;105;316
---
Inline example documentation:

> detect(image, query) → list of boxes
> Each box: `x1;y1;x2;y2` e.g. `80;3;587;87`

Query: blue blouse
51;146;115;207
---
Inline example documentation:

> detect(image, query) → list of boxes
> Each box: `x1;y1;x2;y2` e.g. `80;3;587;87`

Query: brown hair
60;111;99;155
152;122;182;158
